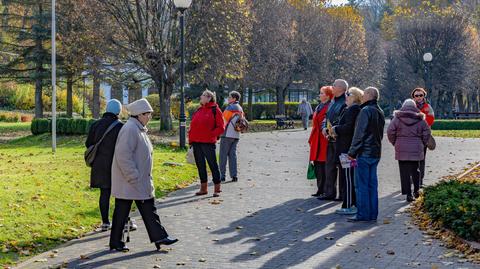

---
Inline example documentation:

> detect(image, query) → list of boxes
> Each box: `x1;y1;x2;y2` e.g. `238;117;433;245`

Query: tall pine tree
0;0;52;118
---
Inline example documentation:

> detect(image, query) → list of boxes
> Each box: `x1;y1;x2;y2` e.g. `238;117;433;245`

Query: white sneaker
100;223;111;232
124;218;138;232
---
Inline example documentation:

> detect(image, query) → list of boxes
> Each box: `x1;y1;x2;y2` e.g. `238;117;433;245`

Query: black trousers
340;167;355;208
313;161;326;194
325;142;341;198
192;143;221;184
110;198;168;248
99;188;111;224
398;161;421;196
419;147;427;185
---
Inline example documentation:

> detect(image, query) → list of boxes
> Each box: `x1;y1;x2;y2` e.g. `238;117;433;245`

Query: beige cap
126;98;153;116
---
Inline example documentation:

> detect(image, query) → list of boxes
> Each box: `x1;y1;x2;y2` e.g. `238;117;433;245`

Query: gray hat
402;99;416;108
126;98;153;116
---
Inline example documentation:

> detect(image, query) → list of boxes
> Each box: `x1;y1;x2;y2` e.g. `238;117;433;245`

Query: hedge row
424;180;480;242
432;120;480;130
31;118;96;135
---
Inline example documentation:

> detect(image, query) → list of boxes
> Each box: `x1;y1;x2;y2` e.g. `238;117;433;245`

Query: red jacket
189;102;225;144
309;103;330;162
418;102;435;127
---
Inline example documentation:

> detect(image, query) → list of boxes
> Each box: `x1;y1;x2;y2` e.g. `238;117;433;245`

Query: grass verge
0;122;31;135
432;130;480;138
0;134;197;266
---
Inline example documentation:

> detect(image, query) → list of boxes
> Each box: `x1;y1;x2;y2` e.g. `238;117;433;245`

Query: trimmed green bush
31;118;96;135
432;120;480;130
423;180;480;242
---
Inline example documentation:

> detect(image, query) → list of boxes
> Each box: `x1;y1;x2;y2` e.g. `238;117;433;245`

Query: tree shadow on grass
212;192;405;269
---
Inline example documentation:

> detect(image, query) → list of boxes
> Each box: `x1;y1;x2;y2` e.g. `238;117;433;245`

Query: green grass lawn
432;130;480;138
0;134;197;266
0;122;31;135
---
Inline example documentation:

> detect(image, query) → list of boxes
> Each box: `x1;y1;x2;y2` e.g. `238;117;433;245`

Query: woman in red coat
188;90;225;197
411;87;435;187
309;86;334;197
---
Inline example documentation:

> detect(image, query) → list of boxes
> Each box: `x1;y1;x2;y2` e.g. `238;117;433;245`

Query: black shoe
333;198;343;202
221;178;226;182
155;237;179;250
110;246;129;252
317;195;335;201
406;195;415;202
413;191;420;199
232;177;238;182
311;192;323;197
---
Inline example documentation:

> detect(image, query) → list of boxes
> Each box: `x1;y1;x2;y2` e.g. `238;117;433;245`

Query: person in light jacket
109;98;177;252
298;98;314;130
387;99;431;202
220;91;243;182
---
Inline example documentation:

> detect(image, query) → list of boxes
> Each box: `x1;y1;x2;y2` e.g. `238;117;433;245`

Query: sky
330;0;349;5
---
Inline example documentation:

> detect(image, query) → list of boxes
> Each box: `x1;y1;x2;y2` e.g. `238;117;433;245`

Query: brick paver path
18;130;480;269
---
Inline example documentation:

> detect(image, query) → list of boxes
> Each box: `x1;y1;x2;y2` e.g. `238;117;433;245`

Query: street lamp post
51;0;57;153
423;52;433;91
174;0;192;149
82;74;87;118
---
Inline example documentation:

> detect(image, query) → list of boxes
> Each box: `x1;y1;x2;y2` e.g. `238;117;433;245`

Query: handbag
84;120;121;167
307;162;316;180
426;134;436;151
186;146;196;165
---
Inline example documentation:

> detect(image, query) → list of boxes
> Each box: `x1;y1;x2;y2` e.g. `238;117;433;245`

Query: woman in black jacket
331;87;363;215
85;99;124;231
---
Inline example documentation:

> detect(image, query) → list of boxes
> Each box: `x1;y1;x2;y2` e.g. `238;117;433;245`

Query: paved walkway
18;130;480;269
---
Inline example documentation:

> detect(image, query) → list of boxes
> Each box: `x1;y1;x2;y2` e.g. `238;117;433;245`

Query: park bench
275;115;295;129
453;112;480;119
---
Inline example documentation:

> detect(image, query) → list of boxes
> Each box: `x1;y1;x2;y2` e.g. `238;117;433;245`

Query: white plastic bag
186;146;196;165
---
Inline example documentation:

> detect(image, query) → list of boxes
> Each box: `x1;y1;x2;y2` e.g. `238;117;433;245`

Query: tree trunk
34;76;43;118
92;65;101;119
455;91;464;112
111;82;123;101
276;86;287;115
159;82;173;131
66;74;73;117
247;87;253;121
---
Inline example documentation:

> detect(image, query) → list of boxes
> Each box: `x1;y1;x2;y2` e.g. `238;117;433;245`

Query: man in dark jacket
347;87;385;222
85;99;124;231
319;79;348;201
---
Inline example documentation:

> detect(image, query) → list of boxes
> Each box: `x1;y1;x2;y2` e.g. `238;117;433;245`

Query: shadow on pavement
212;192;406;269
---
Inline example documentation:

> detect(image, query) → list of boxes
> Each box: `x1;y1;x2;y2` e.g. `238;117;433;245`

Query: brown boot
195;183;208;196
213;183;222;197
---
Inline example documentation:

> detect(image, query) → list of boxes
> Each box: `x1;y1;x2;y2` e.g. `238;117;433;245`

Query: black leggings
110;198;169;248
192;143;221;184
100;188;111;224
314;161;326;194
399;161;421;196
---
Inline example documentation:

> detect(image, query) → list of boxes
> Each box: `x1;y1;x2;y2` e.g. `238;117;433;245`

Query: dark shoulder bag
84;120;121;167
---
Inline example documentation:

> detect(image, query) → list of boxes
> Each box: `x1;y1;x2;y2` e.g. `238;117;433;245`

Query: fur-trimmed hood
393;106;425;126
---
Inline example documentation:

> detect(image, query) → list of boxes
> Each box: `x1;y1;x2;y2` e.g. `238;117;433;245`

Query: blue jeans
354;156;380;221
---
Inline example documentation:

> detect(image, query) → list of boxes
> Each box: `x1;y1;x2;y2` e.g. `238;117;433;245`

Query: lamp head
423;52;433;62
174;0;192;10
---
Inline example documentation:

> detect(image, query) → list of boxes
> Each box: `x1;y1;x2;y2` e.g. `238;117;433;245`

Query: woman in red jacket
309;86;334;197
189;90;225;197
411;87;435;187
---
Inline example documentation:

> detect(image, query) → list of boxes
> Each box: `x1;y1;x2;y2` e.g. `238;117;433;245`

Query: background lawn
0;122;30;135
0;134;197;266
432;130;480;138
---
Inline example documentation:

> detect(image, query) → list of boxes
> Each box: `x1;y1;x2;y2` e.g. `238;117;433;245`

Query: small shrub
0;111;21;122
31;118;94;135
423;180;480;242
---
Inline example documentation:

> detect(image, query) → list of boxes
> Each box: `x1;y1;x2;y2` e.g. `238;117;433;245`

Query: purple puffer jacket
387;106;431;161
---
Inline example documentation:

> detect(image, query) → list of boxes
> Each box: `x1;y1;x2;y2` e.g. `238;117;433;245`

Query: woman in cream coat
109;98;178;252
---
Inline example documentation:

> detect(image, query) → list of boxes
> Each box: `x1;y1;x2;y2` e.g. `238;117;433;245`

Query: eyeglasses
345;92;352;97
414;94;424;98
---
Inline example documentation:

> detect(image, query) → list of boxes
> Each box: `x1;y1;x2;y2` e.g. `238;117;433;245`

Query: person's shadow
212;192;405;269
